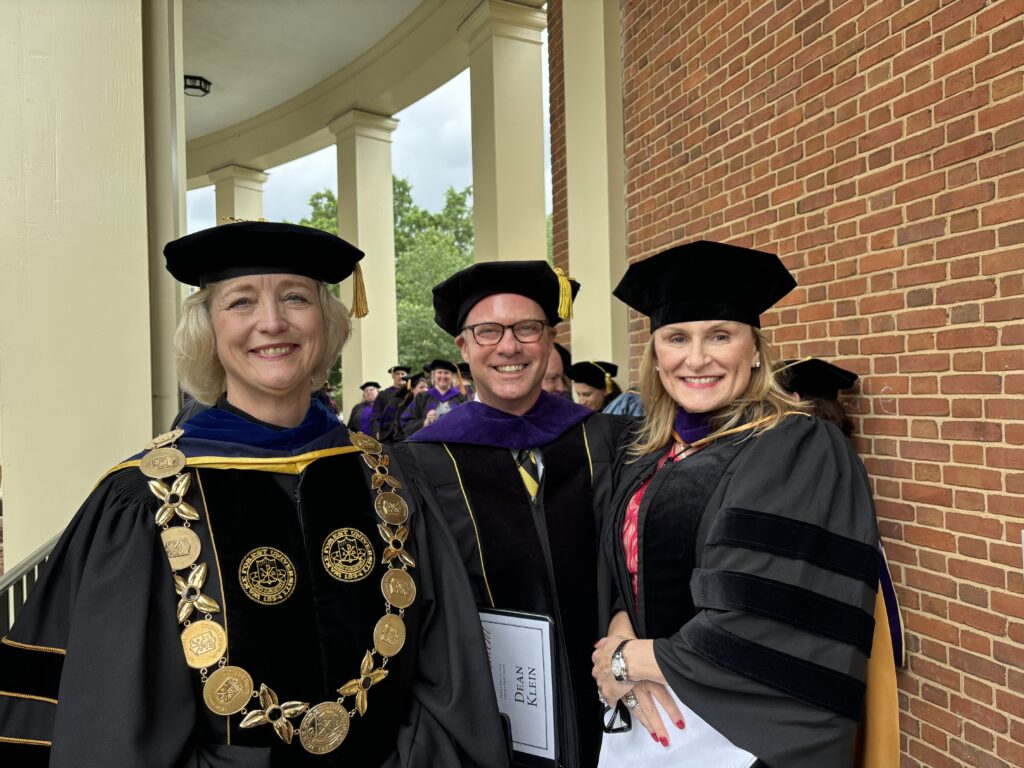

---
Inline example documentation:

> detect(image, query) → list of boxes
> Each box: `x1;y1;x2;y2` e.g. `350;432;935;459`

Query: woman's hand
592;631;686;747
424;409;439;425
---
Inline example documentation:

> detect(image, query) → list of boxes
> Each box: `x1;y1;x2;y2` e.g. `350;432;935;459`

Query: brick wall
551;0;1024;765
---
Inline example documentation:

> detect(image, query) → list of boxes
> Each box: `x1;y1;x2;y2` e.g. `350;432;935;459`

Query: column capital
327;110;398;142
207;164;269;189
458;0;546;52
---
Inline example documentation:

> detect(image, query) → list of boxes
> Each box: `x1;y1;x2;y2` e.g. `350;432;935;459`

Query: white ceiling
182;0;423;140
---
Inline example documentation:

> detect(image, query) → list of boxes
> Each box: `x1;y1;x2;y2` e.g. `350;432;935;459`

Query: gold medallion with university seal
203;665;254;716
373;614;406;657
140;447;187;479
181;619;227;668
160;526;201;570
298;701;350;754
381;569;416;609
321;528;375;583
374;492;409;526
349;432;382;455
238;546;297;605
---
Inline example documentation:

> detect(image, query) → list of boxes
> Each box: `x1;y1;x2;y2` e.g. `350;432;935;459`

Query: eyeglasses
601;702;631;734
461;320;548;346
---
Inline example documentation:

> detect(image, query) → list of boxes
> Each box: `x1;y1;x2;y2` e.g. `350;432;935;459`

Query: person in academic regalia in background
542;341;572;398
592;240;895;768
399;261;631;768
370;365;410;443
347;380;380;434
398;359;469;436
455;361;475;400
568;361;623;412
777;356;904;767
0;222;508;768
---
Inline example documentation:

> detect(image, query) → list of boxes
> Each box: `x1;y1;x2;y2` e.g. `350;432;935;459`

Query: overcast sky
187;38;551;233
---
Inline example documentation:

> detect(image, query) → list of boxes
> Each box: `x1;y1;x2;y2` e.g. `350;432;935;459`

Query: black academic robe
0;415;507;768
401;413;626;768
399;389;470;438
604;415;880;767
372;391;407;444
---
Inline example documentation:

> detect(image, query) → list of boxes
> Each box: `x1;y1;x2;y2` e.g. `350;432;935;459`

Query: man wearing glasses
398;261;627;768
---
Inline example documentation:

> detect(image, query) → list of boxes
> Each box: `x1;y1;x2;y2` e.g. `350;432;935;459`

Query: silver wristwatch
610;639;631;683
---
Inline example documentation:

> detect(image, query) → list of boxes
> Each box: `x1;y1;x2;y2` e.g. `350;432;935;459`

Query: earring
654;364;660;371
754;360;761;369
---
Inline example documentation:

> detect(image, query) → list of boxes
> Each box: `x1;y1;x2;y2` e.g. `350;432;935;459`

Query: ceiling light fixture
184;75;212;97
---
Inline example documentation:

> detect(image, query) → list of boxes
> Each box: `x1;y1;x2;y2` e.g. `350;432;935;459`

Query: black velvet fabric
682;619;866;720
708;507;881;586
197;456;406;766
691;570;875;655
0;641;64;701
0;738;50;767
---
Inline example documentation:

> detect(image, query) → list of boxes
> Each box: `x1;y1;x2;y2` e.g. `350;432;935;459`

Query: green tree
293;178;474;381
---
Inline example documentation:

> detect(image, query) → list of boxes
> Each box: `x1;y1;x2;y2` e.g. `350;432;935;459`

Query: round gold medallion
349;432;382;455
146;428;185;450
380;569;416;609
203;665;254;715
181;619;227;668
160;526;202;571
373;614;406;657
375;492;409;526
322;528;375;583
298;701;350;755
140;447;187;479
238;547;297;605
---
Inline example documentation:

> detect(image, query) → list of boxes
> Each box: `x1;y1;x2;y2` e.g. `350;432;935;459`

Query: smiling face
573;383;606;411
653;320;760;414
210;274;325;422
432;368;453;392
456;293;552;415
362;386;379;403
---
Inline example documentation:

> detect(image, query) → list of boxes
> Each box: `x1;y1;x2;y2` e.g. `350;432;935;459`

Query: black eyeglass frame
461;319;550;346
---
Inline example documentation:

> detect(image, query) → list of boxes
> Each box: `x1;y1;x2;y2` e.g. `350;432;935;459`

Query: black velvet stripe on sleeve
707;508;880;587
0;739;50;768
0;640;63;703
691;570;875;655
683;618;866;720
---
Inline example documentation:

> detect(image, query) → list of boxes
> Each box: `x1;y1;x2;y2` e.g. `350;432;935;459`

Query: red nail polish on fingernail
650;732;658;742
660;737;669;747
676;720;685;729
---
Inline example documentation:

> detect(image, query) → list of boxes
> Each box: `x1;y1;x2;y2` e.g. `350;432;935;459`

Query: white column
563;0;629;376
461;0;547;261
209;164;269;223
328;110;400;416
0;0;152;566
143;0;188;432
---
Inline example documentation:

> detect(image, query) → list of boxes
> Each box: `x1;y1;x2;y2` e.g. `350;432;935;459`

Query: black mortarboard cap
553;343;571;372
613;240;796;329
424;359;458;373
387;365;411;374
164;221;364;290
457;362;472;378
432;260;580;336
778;358;858;401
567;361;618;393
359;381;381;390
406;371;426;390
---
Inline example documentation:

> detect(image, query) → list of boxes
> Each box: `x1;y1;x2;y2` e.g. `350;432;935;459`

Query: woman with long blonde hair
592;241;886;767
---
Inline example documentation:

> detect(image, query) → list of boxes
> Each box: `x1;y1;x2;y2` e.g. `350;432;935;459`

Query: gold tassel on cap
553;266;574;321
350;262;369;318
592;362;614;394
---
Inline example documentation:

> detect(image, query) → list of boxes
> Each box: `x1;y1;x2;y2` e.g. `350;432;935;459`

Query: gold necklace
141;428;415;755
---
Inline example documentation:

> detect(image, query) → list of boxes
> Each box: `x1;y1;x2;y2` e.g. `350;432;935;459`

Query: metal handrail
0;533;60;635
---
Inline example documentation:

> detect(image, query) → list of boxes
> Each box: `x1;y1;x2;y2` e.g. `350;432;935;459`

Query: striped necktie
516;448;540;499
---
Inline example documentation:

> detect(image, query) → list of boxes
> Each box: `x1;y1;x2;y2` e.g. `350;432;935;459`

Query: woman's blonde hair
175;281;350;405
630;325;805;456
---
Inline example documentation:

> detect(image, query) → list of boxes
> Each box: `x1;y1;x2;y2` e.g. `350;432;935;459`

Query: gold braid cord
141;429;416;755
